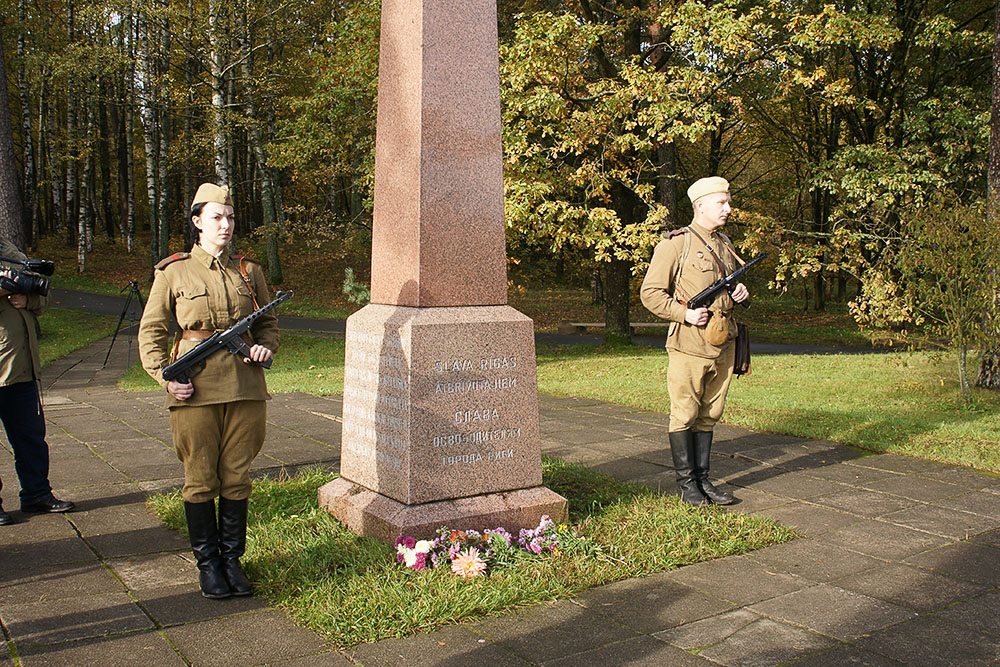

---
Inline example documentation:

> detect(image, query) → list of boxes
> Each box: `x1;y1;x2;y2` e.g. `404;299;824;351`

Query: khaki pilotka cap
687;176;730;204
191;183;232;208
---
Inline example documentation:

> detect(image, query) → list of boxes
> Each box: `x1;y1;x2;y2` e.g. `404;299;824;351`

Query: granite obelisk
318;0;567;542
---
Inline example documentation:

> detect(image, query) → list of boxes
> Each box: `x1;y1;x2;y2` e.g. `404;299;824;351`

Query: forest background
1;0;999;391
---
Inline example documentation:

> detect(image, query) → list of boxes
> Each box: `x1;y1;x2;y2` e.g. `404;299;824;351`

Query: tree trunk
16;0;35;248
125;6;136;254
603;257;632;344
656;140;678;231
156;2;170;262
65;0;77;248
977;3;1000;390
238;5;282;283
140;13;160;270
0;24;25;246
209;0;229;185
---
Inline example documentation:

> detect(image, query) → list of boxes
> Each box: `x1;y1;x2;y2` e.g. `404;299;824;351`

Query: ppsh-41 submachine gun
687;252;767;311
161;290;292;384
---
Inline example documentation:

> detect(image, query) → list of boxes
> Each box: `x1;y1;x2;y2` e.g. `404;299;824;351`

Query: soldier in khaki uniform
640;177;749;506
0;238;76;524
139;184;279;598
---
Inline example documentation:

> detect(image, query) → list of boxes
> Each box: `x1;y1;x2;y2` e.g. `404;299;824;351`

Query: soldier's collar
191;243;232;267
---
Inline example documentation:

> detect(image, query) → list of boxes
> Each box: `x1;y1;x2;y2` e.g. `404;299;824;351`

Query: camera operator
0;236;75;525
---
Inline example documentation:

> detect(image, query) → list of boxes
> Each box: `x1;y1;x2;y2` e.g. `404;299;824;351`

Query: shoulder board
154;252;190;270
665;228;689;239
230;254;261;265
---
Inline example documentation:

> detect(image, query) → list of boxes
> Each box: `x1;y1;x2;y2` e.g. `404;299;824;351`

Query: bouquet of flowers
395;515;565;577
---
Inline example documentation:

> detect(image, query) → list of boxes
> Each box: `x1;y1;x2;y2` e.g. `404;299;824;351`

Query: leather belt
181;330;253;345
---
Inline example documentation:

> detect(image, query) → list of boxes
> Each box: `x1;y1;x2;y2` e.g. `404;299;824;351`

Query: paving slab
855;614;1000;666
655;609;837;667
831;561;988;612
748;584;916;641
934;590;1000;636
0;562;122;604
734;469;846;500
2;591;153;647
880;503;998;540
468;599;639;663
808;488;918;518
820;519;951;561
543;635;711;666
662;554;813;606
784;645;906;666
346;624;529;666
576;573;735;633
16;630;185;667
164;609;330;666
904;541;1000;586
758;501;860;536
132;583;270;627
747;538;884;582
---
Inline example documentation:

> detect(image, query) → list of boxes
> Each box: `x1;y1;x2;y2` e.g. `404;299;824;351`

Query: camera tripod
103;281;145;368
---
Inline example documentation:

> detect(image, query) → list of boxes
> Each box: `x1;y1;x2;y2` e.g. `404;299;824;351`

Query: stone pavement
1;336;999;666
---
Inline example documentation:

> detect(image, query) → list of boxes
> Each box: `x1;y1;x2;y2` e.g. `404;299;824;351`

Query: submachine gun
687;252;767;311
161;290;293;384
0;256;55;296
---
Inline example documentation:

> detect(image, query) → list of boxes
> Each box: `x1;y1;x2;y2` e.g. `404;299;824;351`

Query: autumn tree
0;22;25;246
501;1;774;342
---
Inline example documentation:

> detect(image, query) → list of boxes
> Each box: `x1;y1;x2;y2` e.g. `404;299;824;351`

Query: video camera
0;255;55;297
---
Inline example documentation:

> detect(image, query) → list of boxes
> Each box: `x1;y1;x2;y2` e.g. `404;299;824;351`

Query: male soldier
0;237;75;524
640;177;749;505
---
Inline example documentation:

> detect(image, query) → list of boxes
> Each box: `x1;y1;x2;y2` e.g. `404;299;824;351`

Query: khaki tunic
0;238;49;387
640;222;742;358
138;244;279;408
639;223;743;432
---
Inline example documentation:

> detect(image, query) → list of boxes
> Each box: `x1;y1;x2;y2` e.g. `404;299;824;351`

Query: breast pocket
175;286;212;326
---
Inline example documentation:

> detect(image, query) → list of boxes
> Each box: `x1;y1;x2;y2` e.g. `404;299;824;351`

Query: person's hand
0;269;11;297
731;282;749;303
7;294;27;309
244;344;273;364
167;380;194;400
685;307;710;326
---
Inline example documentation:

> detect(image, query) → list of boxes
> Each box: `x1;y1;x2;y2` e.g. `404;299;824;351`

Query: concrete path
1;336;999;665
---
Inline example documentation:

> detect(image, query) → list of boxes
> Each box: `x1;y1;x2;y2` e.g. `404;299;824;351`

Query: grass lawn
148;462;794;647
39;308;119;367
124;334;1000;472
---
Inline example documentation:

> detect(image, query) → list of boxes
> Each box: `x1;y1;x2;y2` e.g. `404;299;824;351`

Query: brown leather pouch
705;311;732;347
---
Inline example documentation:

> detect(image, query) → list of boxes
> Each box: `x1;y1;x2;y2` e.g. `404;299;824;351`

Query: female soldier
139;183;279;599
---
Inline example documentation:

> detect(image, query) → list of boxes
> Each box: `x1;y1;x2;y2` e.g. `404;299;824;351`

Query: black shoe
0;509;14;525
184;500;232;599
693;431;736;505
21;495;76;513
218;497;253;597
669;430;707;506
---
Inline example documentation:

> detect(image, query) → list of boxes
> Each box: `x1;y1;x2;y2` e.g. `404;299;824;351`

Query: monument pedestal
319;304;567;541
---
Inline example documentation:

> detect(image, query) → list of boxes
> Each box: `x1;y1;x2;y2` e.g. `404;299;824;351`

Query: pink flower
451;547;487;577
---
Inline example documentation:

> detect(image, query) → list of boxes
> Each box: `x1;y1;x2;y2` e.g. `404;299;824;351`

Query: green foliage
852;198;998;397
341;267;370;305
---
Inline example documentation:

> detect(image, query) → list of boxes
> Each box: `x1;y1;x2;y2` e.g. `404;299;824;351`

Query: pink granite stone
335;304;542;505
320;0;567;544
369;0;507;307
318;478;568;543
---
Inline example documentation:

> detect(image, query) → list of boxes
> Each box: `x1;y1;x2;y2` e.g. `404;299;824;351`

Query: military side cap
687;176;730;203
192;183;232;208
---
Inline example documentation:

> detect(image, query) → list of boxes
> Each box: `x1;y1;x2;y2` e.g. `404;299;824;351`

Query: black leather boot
669;431;707;506
693;430;735;505
184;501;231;599
218;497;253;596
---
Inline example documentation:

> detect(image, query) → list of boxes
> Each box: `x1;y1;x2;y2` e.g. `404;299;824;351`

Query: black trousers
0;381;52;504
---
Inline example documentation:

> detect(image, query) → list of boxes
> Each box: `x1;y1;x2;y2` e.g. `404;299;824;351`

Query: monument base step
318;478;568;543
